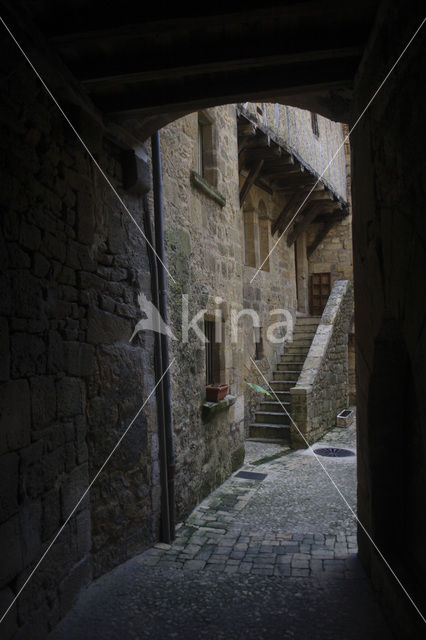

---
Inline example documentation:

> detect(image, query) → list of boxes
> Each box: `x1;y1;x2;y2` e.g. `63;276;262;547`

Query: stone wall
306;216;353;285
351;2;426;637
0;51;158;637
155;106;246;520
290;280;353;448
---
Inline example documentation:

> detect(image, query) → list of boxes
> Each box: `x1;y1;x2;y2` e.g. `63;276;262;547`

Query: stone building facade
148;101;353;521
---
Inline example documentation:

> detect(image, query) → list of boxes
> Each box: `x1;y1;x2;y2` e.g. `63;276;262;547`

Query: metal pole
142;194;171;543
151;130;175;541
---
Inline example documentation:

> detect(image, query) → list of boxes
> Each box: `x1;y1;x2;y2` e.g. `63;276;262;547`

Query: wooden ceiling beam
254;177;274;195
308;189;335;201
238;123;257;138
263;163;304;176
243;146;286;162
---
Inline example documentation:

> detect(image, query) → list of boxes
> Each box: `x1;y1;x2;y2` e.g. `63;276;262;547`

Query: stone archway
1;1;425;636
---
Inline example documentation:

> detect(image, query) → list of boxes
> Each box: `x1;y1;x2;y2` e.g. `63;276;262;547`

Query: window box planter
205;384;229;402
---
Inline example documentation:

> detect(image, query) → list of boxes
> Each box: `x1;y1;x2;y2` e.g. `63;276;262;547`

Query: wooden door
311;272;330;316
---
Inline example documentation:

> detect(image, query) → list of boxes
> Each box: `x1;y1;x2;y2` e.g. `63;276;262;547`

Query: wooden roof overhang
237;105;349;249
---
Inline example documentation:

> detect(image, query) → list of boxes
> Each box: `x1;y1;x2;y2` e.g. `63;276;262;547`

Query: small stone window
204;319;223;384
255;326;264;360
243;202;270;271
197;111;217;186
258;217;270;272
311;112;320;138
244;208;257;268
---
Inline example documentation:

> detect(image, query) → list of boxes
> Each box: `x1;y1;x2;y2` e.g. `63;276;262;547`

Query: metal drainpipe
151;130;175;541
142;193;171;544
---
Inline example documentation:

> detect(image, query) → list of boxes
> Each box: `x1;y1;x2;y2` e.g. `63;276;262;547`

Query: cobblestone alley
49;422;393;639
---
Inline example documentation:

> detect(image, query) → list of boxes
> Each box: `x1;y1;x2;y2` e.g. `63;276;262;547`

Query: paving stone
252;567;274;576
183;560;206;571
291;568;310;577
274;565;291;576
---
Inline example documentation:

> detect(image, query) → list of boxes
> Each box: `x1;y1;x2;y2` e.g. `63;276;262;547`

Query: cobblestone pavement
50;420;394;639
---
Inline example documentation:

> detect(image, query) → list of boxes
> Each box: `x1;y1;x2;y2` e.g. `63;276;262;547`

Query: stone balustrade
290;280;353;448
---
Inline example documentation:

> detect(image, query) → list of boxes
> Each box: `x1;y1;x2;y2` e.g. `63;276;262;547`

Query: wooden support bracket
307;218;336;258
272;189;311;235
239;159;264;207
286;202;322;246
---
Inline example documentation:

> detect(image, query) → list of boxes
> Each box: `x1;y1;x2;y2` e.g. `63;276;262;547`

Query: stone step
255;410;290;425
276;365;301;375
291;339;313;347
259;400;290;413
296;316;321;324
292;331;317;340
269;382;292;394
294;322;319;329
280;354;305;369
280;356;305;364
294;323;320;330
249;423;291;442
284;345;310;353
245;437;290;446
272;371;297;391
283;351;308;359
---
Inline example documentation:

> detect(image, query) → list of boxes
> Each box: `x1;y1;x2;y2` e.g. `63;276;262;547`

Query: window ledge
190;170;226;207
202;394;236;419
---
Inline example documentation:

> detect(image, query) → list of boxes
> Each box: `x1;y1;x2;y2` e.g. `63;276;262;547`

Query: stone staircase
248;316;320;443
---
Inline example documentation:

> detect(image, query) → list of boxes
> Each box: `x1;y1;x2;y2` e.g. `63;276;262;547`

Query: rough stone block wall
0;52;158;636
290;280;353;448
351;3;426;637
306;215;353;285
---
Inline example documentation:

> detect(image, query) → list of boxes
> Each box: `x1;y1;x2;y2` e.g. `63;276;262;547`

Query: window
204;320;221;384
197;111;217;186
311;112;320;138
255;326;264;360
258;217;270;272
243;208;257;268
243;203;270;271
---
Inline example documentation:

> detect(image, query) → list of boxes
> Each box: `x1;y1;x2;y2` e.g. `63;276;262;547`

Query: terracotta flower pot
205;384;229;402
